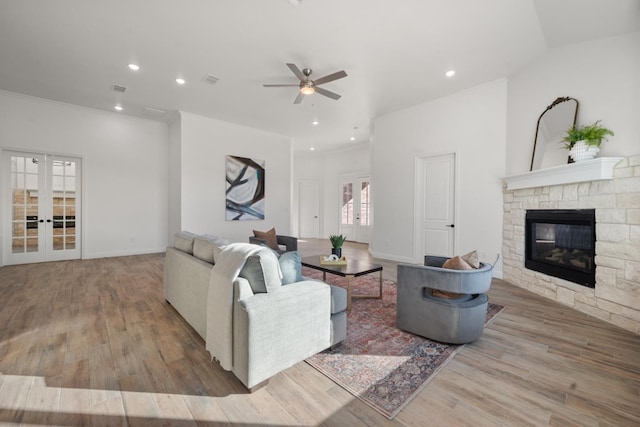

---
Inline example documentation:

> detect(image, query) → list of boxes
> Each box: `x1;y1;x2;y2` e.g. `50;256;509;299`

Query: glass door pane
10;155;41;254
341;183;353;225
51;159;77;251
360;180;371;226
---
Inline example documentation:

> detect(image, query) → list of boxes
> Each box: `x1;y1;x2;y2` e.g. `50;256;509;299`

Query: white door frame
1;148;83;266
339;172;372;244
413;151;458;263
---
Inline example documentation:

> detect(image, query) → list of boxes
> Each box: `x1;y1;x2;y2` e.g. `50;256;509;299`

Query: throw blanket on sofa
205;243;263;370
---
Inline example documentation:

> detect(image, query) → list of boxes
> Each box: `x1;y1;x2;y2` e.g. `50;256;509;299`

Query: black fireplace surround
525;209;596;287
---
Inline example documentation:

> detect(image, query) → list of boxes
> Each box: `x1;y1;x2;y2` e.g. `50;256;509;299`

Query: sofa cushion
252;228;280;251
193;236;223;264
329;285;347;314
239;248;283;293
204;234;229;247
174;231;197;254
279;251;303;285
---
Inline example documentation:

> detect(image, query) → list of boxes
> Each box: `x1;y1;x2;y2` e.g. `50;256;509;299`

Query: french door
339;176;372;244
2;151;81;265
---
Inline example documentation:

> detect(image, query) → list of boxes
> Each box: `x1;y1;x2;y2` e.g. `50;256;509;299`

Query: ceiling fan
263;63;347;104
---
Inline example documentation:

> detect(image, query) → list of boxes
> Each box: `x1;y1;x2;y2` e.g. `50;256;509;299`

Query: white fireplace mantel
503;157;624;190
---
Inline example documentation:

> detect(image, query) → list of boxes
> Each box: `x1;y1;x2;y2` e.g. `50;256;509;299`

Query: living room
1;0;639;424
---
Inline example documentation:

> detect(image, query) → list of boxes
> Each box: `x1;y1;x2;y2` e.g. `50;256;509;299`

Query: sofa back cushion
174;231;197;254
193;236;223;264
239;248;283;293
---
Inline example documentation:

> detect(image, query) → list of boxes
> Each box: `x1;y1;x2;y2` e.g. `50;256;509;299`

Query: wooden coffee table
301;256;383;310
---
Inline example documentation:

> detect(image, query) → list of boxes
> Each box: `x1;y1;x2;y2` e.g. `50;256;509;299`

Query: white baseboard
368;248;416;264
83;247;166;259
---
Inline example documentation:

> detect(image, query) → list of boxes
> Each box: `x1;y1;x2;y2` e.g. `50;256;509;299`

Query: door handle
446;224;455;228
46;219;52;223
39;219;44;223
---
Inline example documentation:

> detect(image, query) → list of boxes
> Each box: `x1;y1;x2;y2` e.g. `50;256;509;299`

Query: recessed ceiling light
312;120;319;126
128;64;140;71
310;147;315;151
350;137;355;141
176;78;186;85
445;70;456;77
114;105;123;111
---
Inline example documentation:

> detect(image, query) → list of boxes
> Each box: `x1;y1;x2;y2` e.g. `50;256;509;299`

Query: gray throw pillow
239;249;282;293
279;251;303;285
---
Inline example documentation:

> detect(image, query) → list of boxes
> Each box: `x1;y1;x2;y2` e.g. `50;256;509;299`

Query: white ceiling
1;0;638;152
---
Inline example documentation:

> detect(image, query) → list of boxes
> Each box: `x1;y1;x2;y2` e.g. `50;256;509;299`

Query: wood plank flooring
0;239;639;426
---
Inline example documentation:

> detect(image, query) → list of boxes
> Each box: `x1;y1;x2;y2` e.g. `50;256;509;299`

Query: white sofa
163;231;347;390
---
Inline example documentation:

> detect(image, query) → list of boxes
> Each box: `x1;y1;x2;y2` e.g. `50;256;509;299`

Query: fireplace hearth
525;209;596;287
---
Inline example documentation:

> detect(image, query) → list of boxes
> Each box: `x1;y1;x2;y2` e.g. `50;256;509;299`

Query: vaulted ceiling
1;0;638;151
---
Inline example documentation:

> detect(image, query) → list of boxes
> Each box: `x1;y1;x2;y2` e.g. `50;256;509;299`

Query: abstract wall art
225;155;265;221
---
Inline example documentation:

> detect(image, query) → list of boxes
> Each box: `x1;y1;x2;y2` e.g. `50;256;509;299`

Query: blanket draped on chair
205;243;263;370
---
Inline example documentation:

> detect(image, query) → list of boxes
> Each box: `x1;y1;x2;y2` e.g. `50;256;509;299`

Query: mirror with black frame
530;97;579;171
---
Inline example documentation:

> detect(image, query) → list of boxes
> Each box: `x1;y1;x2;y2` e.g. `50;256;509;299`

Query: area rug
303;267;504;419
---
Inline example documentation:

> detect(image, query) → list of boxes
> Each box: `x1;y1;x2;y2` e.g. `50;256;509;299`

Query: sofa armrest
232;280;331;388
276;235;297;252
397;262;493;294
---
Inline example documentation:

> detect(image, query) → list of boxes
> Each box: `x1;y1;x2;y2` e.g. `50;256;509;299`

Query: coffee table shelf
301;256;383;310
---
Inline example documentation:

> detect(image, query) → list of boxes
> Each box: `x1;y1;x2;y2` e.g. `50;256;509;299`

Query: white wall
293;143;370;239
507;32;640;175
0;91;169;259
173;111;293;243
370;79;507;273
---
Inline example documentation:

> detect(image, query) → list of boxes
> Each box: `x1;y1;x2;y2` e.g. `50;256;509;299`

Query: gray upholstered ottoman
396;256;493;344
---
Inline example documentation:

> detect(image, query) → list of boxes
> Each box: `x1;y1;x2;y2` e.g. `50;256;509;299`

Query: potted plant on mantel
329;234;346;258
562;120;614;162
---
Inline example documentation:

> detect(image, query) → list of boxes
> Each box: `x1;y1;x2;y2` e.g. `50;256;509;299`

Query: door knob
46;219;52;223
446;224;455;228
39;219;44;223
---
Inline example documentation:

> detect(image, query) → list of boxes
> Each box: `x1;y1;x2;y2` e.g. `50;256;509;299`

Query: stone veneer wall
502;155;640;335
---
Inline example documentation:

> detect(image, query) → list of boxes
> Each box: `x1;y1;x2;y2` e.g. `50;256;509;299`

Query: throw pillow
174;231;197;254
461;250;480;269
279;251;303;285
442;255;473;270
253;228;280;251
239;248;283;293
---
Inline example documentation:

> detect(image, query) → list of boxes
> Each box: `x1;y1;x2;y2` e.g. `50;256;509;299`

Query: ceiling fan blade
313;70;347;86
263;84;300;87
293;91;305;104
286;63;306;81
315;86;341;100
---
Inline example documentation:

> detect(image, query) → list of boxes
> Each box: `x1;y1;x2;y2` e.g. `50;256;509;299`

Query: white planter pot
569;140;600;162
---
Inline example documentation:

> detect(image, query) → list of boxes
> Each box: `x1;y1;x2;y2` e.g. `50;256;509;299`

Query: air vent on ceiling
201;74;220;85
142;106;167;116
111;84;127;93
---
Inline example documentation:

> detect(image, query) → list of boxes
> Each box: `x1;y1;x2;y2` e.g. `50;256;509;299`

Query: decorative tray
320;256;347;265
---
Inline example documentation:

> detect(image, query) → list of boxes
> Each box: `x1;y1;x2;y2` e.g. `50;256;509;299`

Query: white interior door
298;180;320;238
339;176;372;244
414;153;455;260
3;151;81;265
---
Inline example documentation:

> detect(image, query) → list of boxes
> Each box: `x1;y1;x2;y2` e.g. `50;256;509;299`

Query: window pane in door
341;183;353;225
360;181;371;226
11;155;38;254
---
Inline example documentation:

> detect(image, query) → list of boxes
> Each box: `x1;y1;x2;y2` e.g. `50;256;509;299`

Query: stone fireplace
503;155;640;334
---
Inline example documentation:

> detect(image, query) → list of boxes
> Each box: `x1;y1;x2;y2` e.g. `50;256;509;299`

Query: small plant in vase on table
329;234;346;259
562;120;614;162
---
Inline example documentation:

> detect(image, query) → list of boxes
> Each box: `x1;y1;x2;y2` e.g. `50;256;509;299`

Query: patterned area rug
303;267;504;419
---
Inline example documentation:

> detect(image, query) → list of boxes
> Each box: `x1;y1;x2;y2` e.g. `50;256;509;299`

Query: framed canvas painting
225;155;265;220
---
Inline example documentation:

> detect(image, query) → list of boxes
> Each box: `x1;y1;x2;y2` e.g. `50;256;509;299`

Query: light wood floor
1;240;639;426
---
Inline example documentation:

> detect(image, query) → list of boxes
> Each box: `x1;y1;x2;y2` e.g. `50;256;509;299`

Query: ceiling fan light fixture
300;85;315;95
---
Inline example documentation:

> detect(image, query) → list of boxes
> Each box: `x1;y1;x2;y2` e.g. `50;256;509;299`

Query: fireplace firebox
525;209;596;287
